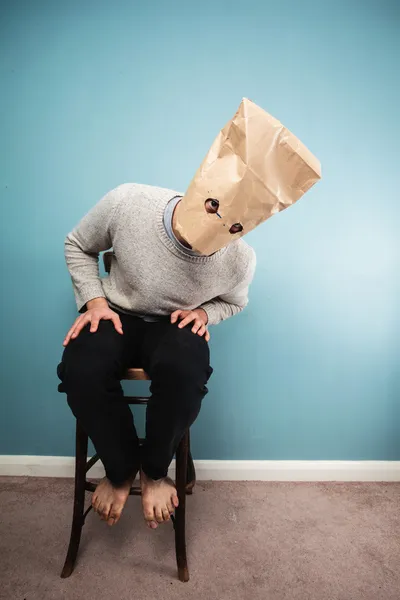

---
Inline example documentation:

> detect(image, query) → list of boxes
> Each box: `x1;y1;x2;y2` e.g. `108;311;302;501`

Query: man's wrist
86;297;108;310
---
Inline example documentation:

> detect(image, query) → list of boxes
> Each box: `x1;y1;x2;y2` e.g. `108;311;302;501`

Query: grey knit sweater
65;183;256;326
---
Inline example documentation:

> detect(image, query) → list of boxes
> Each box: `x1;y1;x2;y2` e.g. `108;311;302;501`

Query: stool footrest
125;397;149;405
84;479;195;495
85;480;142;495
85;454;99;473
83;505;93;521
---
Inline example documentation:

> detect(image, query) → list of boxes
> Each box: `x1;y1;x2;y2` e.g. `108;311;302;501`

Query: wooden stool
60;367;196;582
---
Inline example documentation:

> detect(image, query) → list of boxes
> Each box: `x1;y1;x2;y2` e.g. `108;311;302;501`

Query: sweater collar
163;195;202;257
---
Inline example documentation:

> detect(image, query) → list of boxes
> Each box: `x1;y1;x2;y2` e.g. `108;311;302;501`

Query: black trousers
57;312;213;485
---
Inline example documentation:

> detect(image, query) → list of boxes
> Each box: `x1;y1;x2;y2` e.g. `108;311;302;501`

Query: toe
96;502;109;521
162;507;170;521
108;508;120;526
148;520;158;529
155;507;164;523
102;505;111;521
166;501;174;514
143;503;155;523
172;493;179;508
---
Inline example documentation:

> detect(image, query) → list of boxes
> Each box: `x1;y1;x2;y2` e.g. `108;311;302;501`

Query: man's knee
57;322;124;394
152;326;213;391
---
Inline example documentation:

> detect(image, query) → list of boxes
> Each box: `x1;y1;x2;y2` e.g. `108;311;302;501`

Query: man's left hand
171;308;210;342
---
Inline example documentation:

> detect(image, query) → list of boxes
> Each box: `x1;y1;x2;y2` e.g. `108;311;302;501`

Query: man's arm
200;248;256;326
199;283;251;326
65;184;128;311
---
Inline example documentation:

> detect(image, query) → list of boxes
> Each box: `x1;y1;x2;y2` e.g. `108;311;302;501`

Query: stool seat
125;368;150;381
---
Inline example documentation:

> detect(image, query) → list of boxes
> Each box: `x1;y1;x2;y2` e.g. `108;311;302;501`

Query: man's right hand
63;298;123;347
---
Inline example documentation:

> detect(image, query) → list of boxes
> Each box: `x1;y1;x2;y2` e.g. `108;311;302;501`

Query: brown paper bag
174;98;321;255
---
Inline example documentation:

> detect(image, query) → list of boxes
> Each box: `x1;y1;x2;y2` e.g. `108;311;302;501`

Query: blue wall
1;0;399;459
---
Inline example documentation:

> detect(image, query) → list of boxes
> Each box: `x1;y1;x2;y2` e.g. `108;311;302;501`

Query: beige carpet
0;477;399;600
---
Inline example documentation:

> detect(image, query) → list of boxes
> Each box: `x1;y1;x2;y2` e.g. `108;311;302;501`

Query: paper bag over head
174;98;321;255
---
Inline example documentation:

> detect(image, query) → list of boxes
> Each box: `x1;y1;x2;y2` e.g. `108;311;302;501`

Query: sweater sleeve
64;185;127;311
199;249;256;326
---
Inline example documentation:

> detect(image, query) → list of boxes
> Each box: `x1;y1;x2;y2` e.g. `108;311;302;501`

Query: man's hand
63;298;123;347
171;308;210;342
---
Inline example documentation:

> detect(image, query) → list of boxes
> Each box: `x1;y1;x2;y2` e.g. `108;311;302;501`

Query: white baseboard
0;456;399;482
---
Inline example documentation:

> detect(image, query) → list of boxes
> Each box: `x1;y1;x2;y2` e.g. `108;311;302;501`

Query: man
57;98;320;530
57;182;256;529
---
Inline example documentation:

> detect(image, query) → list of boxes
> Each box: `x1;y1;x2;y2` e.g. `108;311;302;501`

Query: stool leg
174;430;190;582
61;421;88;578
185;430;196;495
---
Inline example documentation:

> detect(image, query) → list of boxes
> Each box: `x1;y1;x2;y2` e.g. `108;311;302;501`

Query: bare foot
140;470;179;529
92;476;134;526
